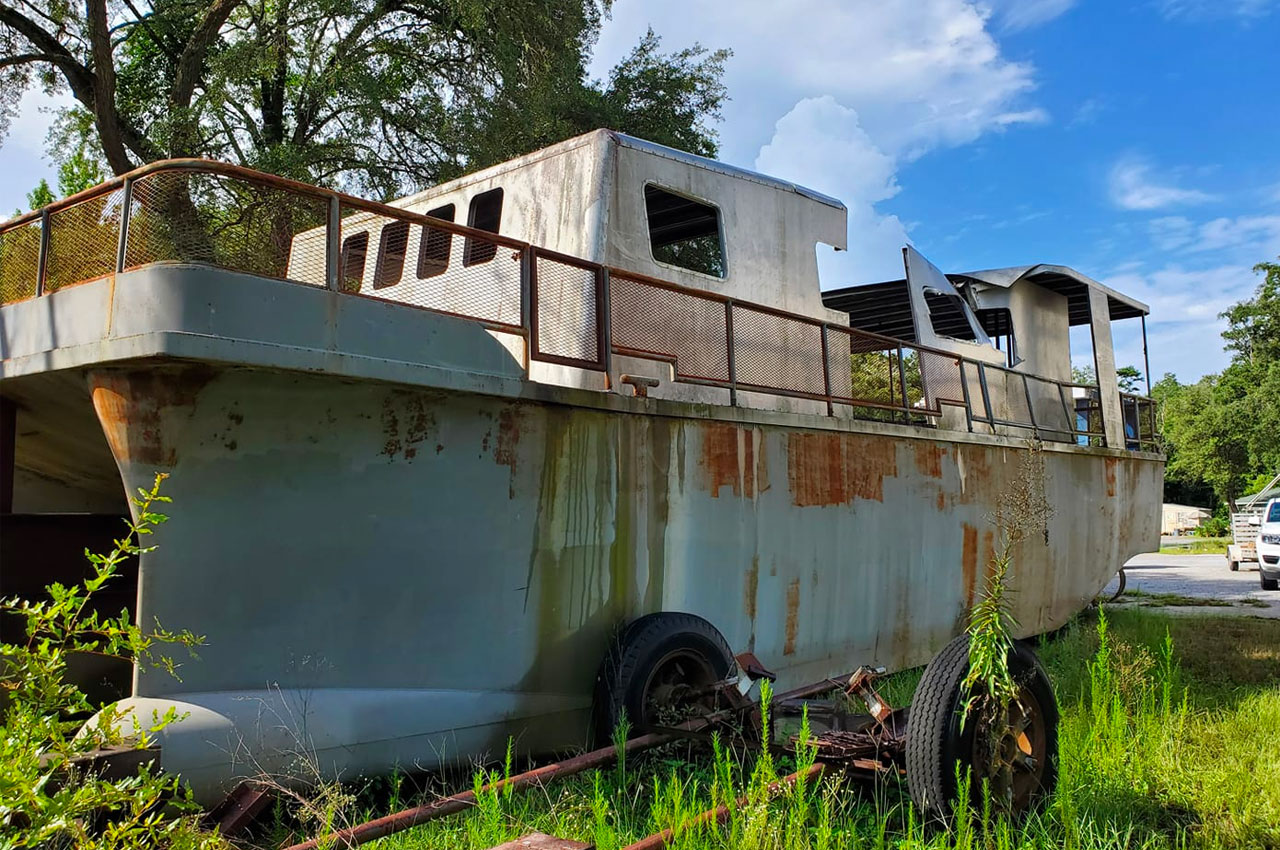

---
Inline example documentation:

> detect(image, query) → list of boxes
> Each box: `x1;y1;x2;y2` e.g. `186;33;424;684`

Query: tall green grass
276;610;1280;850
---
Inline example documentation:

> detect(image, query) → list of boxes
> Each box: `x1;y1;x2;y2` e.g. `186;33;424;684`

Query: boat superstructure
0;130;1161;803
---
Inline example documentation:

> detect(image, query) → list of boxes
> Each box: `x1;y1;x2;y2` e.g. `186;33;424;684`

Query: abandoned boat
0;130;1162;804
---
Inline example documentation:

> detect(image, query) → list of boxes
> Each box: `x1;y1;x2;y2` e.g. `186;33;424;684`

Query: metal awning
822;263;1149;334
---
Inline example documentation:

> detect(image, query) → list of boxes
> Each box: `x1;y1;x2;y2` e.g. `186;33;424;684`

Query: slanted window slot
340;231;369;292
924;288;978;341
464;189;503;266
374;220;410;289
644;184;725;278
417;204;456;279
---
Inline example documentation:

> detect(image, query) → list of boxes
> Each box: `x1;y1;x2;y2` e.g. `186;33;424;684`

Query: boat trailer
272;629;1057;850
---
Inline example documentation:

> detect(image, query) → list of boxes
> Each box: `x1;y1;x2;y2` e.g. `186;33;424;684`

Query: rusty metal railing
0;159;1151;450
1120;392;1161;452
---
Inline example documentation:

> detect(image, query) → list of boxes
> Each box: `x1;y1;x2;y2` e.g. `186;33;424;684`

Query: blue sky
3;0;1278;383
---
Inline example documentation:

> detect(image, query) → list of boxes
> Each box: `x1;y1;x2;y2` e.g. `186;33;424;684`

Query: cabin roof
822;263;1150;340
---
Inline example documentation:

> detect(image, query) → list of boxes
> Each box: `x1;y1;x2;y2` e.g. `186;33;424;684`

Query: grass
1158;538;1230;555
268;610;1280;850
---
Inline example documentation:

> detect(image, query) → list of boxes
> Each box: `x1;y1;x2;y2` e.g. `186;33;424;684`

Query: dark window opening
464;189;503;266
373;220;410;289
340;231;369;292
977;307;1016;366
924;289;978;341
644;184;725;278
417;204;456;279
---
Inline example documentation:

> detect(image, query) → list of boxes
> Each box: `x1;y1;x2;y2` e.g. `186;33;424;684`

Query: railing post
115;177;133;274
1058;383;1076;443
977;363;995;430
1021;373;1038;433
958;360;974;433
325;195;341;292
725;299;738;407
35;209;49;297
526;246;539;369
820;325;833;416
598;266;613;389
896;345;910;425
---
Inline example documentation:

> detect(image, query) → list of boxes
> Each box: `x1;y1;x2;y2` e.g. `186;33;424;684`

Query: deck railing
0;160;1156;450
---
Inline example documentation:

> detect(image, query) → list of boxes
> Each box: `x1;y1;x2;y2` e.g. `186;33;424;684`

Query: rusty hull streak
1105;456;1117;498
698;423;768;499
89;368;215;468
783;577;801;656
961;523;980;608
494;405;524;498
913;442;946;479
785;431;898;507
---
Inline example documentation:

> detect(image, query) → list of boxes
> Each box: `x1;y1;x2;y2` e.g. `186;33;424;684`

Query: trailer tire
905;634;1058;823
1229;559;1239;572
1262;573;1279;591
593;612;734;744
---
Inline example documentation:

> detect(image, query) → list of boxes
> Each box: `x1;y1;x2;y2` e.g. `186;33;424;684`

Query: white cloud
988;0;1078;31
755;97;910;283
1157;0;1278;20
1108;157;1216;211
1148;214;1280;256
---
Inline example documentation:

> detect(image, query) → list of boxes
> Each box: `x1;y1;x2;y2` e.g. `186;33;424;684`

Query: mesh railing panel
128;172;327;285
828;328;894;405
731;306;826;396
44;189;125;292
1025;374;1073;438
534;253;600;365
920;350;965;410
337;207;522;328
610;274;729;381
0;219;41;304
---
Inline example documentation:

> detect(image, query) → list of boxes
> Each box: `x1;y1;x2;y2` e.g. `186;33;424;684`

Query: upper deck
0;139;1159;457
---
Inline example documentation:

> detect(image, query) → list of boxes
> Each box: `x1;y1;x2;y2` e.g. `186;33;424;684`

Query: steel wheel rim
639;648;718;728
970;686;1049;812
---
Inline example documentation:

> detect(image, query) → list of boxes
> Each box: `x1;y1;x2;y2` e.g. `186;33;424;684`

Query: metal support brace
1021;374;1037;432
598;267;613;389
896;346;910;425
958;360;974;433
115;178;133;274
1058;384;1076;443
977;363;995;431
725;300;738;407
820;325;833;416
525;247;539;369
35;209;49;297
325;195;341;292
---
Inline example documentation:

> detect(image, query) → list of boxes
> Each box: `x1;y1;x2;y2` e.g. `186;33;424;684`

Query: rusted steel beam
618;762;825;850
280;731;679;850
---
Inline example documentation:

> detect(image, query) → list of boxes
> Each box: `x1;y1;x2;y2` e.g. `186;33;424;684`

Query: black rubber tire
1262;573;1279;591
905;634;1059;823
1229;559;1240;572
593;612;734;744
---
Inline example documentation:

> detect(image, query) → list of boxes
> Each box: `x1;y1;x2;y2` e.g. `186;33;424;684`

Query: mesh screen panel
0;219;41;303
534;253;600;365
610;274;729;381
339;207;522;328
128;172;327;285
1026;374;1073;437
732;306;826;396
44;189;125;291
920;350;965;411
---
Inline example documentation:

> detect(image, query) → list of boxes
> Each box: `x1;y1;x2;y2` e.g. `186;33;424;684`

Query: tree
1221;260;1280;366
1070;363;1144;393
1;1;729;200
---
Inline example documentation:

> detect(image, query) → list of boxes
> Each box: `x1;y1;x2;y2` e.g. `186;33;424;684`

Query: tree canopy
1;0;729;200
1156;259;1280;507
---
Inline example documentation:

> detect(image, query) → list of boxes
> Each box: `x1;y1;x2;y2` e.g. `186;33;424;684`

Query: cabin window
340;231;369;292
417;204;456;278
373;220;410;289
644;184;726;278
464;189;503;266
924;288;978;341
977;307;1017;366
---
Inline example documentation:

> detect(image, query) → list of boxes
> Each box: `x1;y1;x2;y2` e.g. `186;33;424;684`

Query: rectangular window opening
644;184;725;278
373;220;410;289
464;189;503;267
340;231;369;292
977;307;1016;366
417;204;456;279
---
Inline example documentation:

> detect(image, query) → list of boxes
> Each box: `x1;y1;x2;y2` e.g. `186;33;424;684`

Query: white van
1257;498;1280;590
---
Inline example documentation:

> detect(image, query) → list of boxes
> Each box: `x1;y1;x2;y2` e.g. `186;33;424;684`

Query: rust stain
697;424;769;499
1105;456;1117;498
786;431;898;507
744;556;759;621
89;368;214;467
493;405;524;498
936;490;946;511
913;443;945;479
783;577;801;656
961;523;980;609
381;392;439;461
